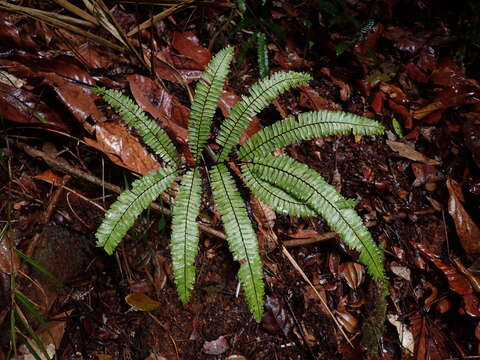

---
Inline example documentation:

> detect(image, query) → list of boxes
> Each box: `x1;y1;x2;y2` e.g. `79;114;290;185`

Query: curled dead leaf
340;262;365;290
335;310;359;333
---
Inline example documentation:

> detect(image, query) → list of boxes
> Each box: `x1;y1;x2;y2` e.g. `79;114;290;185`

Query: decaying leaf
447;178;480;256
412;242;473;295
125;293;160;311
335;310;359;333
386;140;441;165
340;262;365;290
387;313;414;353
85;122;160;175
202;336;229;355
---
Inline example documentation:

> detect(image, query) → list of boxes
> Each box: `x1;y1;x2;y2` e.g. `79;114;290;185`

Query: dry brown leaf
340;262;365;290
386;140;441;165
85;122;160;175
447;178;480;256
0;234;19;275
412;242;473;295
125;293;160;311
33;169;64;187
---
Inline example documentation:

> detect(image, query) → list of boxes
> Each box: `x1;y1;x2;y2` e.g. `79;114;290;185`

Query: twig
281;246;353;347
14;141;226;240
283;232;337;248
127;0;194;37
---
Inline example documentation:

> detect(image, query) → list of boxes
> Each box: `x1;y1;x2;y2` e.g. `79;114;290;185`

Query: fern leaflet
93;87;179;165
209;164;265;321
171;168;202;304
188;46;234;162
246;155;386;281
241;164;316;217
216;71;312;161
238;110;385;160
96;167;178;254
256;32;269;78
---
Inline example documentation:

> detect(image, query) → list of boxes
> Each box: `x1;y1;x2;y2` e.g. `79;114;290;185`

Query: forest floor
0;0;480;359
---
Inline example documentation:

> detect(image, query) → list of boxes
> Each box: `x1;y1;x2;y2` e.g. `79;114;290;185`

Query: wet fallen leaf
371;91;384;113
33;170;64;187
127;74;172;120
0;83;67;130
463;294;480;317
421;279;438;312
411;163;444;187
77;42;119;69
263;295;294;336
410;312;450;360
202;336;229;355
127;74;188;144
447;178;480;256
414;101;445;120
412;242;473;295
435;298;452;314
125;293;160;311
44;72;104;126
218;90;241;117
154;49;204;83
171;32;211;69
335;310;359;333
452;257;480;293
462;112;480;167
388;100;412;128
386;140;440;165
287;229;320;239
85;122;160;175
405;62;428;83
380;82;408;104
273;40;312;70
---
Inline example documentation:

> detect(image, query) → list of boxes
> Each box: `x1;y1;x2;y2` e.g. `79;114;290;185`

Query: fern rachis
95;46;387;323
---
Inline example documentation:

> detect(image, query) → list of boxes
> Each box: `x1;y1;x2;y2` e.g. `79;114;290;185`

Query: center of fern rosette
94;45;387;324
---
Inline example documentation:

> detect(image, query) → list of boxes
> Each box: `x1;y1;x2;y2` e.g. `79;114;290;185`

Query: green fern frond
247;155;386;281
216;71;312;161
241;164;316;217
188;46;234;162
96;167;178;254
256;32;269;78
93;87;179;166
238;111;385;160
171;168;202;304
209;164;265;321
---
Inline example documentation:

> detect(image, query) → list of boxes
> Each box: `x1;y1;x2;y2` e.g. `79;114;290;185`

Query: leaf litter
0;1;480;359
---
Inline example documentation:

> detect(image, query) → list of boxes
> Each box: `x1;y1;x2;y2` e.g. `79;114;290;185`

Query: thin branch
14;141;226;240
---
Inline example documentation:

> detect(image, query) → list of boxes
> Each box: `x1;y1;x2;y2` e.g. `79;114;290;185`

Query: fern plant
94;46;386;321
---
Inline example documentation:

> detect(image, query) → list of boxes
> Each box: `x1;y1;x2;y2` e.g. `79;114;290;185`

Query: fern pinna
94;46;387;322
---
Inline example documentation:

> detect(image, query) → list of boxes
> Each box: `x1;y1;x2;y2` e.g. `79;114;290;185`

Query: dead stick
14;141;226;240
283;232;337;248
